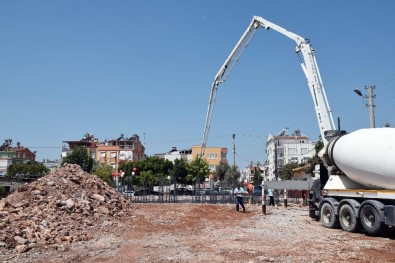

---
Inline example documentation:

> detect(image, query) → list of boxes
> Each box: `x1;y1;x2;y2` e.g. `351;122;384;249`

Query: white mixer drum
331;128;395;190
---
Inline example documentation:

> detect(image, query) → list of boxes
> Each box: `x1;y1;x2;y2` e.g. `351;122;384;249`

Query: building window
209;165;215;171
301;148;309;155
100;152;106;158
111;163;116;169
288;148;296;155
277;159;284;168
207;153;218;159
111;152;117;158
277;148;284;157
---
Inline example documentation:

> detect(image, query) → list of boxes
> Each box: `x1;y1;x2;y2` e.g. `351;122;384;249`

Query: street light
354;86;376;128
353;89;363;97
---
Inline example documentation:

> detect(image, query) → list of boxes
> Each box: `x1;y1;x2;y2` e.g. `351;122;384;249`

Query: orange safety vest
247;184;253;194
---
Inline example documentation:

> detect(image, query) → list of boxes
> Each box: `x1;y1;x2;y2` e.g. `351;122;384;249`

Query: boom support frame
200;16;335;158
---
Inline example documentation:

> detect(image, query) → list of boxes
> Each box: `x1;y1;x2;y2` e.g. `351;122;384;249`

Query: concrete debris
0;164;134;253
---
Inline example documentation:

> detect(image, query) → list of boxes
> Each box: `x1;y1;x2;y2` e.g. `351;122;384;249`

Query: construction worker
268;188;275;206
247;181;254;205
234;183;246;213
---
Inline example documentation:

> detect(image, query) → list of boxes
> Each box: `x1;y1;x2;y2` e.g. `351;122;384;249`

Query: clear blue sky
1;1;394;169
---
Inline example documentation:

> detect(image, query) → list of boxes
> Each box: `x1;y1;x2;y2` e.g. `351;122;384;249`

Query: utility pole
232;134;236;168
367;86;376;128
354;86;376;128
274;140;278;181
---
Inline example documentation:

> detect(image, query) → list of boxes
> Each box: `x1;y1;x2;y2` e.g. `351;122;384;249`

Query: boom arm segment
200;18;260;158
253;16;335;144
200;16;336;158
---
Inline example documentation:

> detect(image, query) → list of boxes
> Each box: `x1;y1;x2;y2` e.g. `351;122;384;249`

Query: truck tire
360;204;383;236
339;204;360;232
320;202;339;228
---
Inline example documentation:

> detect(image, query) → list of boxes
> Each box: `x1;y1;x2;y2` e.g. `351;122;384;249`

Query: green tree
61;146;94;173
187;156;210;184
6;161;49;178
214;161;230;183
143;156;173;177
224;165;240;187
279;163;300;180
119;156;173;187
170;158;189;185
0;186;5;198
92;163;113;185
135;170;157;187
305;139;324;175
252;167;263;186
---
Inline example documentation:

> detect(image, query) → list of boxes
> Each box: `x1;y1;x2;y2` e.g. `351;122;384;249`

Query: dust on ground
1;165;395;263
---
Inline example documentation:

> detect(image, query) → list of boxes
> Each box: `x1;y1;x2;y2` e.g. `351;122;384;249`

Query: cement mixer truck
200;15;395;235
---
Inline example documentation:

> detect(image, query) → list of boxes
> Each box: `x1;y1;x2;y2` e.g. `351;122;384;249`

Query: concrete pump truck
200;15;395;235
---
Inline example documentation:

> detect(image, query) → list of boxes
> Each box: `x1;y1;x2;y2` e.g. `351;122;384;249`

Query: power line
26;147;62;149
375;72;395;85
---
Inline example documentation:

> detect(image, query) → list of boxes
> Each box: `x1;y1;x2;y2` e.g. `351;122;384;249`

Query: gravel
2;169;395;263
2;203;395;263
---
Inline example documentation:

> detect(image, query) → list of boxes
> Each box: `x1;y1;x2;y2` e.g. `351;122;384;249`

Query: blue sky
1;1;394;169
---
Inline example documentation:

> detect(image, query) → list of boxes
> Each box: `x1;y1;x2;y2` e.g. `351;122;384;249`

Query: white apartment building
154;147;192;163
265;129;315;180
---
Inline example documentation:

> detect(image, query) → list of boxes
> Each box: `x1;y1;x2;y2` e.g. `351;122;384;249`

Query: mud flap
384;206;395;226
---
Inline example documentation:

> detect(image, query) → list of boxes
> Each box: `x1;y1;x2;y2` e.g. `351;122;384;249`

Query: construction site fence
123;193;307;206
114;179;307;205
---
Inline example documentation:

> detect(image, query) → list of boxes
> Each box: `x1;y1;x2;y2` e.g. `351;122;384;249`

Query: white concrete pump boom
200;15;336;158
201;16;395;237
199;19;258;159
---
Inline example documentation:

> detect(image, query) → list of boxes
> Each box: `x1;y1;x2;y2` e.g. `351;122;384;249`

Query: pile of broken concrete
0;164;134;253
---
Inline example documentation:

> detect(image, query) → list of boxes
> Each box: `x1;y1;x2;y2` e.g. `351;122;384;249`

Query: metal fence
123;192;267;205
124;192;307;206
115;179;306;206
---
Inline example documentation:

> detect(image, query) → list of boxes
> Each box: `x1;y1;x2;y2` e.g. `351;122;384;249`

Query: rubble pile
0;164;134;253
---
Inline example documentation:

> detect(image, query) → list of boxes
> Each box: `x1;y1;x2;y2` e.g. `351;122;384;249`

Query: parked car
170;188;193;195
134;188;153;196
122;190;135;197
219;187;233;194
253;187;262;196
204;189;217;195
205;189;230;195
191;189;206;196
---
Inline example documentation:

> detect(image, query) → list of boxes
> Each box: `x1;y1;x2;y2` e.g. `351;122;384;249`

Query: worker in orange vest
247;181;254;205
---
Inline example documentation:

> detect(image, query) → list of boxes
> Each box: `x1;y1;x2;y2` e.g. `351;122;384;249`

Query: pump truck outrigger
200;15;395;236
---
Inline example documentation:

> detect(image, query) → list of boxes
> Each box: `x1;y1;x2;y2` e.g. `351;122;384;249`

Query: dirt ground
3;202;395;263
2;165;395;262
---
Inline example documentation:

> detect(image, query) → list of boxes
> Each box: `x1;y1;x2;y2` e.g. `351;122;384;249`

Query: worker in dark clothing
234;183;246;212
268;188;275;206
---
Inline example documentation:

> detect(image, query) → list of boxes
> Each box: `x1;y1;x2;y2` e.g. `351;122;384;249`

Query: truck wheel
320;202;339;228
360;204;383;235
339;204;360;232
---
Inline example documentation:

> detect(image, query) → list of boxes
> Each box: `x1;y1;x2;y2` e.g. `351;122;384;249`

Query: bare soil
2;165;395;262
3;203;395;263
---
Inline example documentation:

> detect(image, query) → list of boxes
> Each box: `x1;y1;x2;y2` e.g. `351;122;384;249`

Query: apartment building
265;129;315;180
154;146;192;163
0;140;36;176
62;133;98;159
191;146;228;172
62;133;145;171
